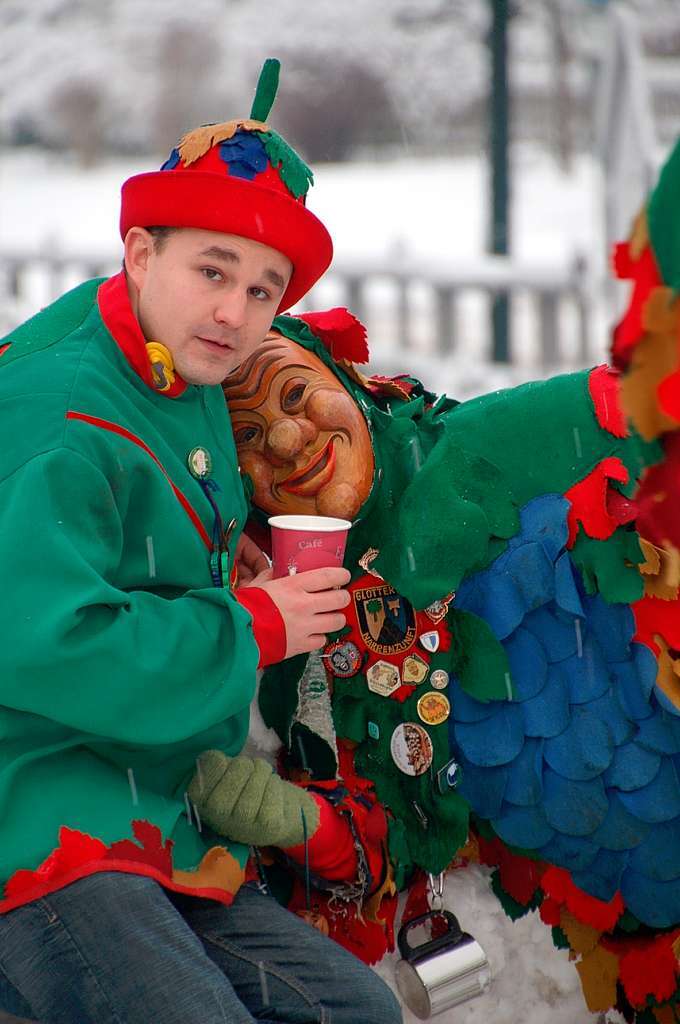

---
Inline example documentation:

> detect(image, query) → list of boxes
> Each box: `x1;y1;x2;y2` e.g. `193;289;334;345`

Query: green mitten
188;750;320;848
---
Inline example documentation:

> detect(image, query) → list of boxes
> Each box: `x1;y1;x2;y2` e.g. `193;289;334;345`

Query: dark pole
489;0;510;361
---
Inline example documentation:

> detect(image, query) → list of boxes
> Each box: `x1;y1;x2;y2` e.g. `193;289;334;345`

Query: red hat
120;59;332;312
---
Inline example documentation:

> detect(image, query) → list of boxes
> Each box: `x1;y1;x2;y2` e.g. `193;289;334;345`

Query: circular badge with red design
324;639;362;678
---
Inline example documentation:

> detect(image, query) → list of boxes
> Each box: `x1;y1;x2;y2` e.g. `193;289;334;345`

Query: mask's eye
281;378;307;412
234;424;261;446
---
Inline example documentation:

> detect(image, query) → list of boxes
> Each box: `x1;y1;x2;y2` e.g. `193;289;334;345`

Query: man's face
223;334;375;521
125;227;292;386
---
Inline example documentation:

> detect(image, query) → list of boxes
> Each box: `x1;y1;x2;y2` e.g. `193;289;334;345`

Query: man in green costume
0;62;402;1024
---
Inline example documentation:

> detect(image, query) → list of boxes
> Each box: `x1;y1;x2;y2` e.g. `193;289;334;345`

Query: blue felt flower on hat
218;130;269;180
447;494;680;925
160;147;181;171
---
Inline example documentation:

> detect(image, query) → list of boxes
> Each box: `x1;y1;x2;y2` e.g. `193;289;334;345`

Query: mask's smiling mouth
279;437;337;496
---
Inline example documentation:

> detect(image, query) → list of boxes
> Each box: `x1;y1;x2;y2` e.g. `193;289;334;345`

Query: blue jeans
0;873;402;1024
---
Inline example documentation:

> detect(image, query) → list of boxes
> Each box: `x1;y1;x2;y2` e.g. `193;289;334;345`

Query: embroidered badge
353;582;416;656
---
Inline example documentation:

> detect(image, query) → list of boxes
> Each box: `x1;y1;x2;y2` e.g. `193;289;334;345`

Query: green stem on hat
250;58;281;122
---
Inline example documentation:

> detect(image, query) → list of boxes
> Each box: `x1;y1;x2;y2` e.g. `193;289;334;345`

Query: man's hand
243;565;351;659
234;533;270;585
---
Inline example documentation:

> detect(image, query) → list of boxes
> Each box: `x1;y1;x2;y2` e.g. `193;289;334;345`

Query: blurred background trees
2;0;678;167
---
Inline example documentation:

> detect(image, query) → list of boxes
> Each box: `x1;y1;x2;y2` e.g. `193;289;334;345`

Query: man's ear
123;227;154;290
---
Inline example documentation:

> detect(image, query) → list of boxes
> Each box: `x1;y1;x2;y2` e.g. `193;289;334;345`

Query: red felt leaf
365;374;416;400
605;488;638;525
364;803;388;846
402;871;430;925
107;820;173;876
390;683;417;704
564;457;630;547
498;851;544;906
635;434;680;548
297;308;369;364
541;866;624;931
619;933;680;1007
588;365;628;438
633;593;680;654
612;241;634;279
328;900;396;964
611;245;663;370
4;827;108;899
539;896;562;926
476;834;544;906
658;363;680;422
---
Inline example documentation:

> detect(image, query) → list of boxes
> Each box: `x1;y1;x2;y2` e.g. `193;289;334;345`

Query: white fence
0;248;598;379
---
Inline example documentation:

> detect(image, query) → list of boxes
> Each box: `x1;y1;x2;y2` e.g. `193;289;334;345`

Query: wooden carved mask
223;332;375;520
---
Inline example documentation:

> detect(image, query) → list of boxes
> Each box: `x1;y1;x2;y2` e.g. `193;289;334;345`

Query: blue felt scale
447;495;680;928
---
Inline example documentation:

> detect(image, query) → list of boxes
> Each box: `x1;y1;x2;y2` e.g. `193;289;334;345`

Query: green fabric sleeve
0;448;258;745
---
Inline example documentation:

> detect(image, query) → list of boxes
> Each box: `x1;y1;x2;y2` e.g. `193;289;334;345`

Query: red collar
97;271;188;398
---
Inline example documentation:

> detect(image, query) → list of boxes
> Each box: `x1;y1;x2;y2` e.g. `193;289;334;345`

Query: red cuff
283;795;358;882
235;587;287;669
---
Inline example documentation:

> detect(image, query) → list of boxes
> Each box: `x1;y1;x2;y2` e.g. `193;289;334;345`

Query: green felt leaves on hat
250;58;281;122
259;130;314;199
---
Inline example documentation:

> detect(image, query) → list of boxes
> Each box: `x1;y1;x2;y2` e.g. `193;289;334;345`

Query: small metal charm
429;669;450;691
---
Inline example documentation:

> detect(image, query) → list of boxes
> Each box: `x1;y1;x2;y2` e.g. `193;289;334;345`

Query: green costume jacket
0;272;284;911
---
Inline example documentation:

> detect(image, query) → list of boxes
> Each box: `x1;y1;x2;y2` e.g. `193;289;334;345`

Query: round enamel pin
187;446;212;479
429;668;450;690
367;660;401;697
401;653;429;685
417;691;451;726
390;722;433;776
324;639;361;678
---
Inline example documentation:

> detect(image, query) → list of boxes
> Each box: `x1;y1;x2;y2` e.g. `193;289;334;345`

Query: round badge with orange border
416;691;451;726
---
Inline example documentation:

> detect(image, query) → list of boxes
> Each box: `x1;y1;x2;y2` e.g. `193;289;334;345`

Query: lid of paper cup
268;515;352;531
